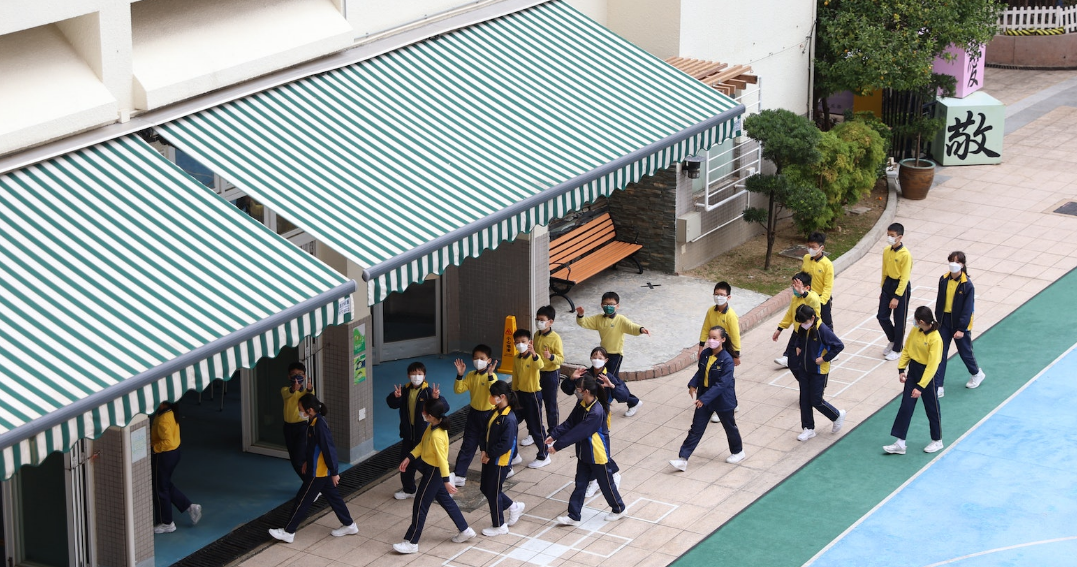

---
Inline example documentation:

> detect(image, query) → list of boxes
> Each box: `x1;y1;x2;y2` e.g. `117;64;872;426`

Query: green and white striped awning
0;136;354;478
157;0;742;305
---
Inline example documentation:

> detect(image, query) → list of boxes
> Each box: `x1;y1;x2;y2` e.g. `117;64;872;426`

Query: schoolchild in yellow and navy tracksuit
533;305;565;432
479;381;524;533
879;223;913;356
387;362;433;497
511;329;549;466
803;232;836;331
885;307;944;454
773;272;821;367
575;291;650;379
281;395;355;536
674;327;744;466
451;345;499;484
573;349;623;480
934;252;984;391
790;305;846;439
398;398;472;550
548;376;625;523
282;362;314;480
151;402;199;531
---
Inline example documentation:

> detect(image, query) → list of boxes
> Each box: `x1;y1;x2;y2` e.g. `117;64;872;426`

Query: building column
92;416;153;567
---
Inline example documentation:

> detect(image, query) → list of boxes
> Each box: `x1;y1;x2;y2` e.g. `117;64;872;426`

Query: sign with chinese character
933;44;986;99
933;91;1004;166
353;324;367;384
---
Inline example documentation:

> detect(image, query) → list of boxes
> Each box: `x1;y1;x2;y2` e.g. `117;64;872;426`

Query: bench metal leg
550;291;576;313
550;279;576;313
627;254;643;274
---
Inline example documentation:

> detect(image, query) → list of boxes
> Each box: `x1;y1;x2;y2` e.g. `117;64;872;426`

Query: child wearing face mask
884;306;944;455
511;329;551;469
449;345;500;487
670;326;745;472
934;251;985;396
531;305;564;445
772;272;821;368
269;395;358;543
789;305;846;442
802;232;836;332
879;223;913;361
699;281;742;424
569;347;624;498
387;362;437;500
575;291;650;416
479;381;525;536
394;398;475;554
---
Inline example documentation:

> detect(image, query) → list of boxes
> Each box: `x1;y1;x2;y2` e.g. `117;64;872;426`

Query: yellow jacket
699;305;741;356
532;329;564;372
779;290;821;330
512;353;542;393
576;313;644;354
454;370;498;411
882;244;913;296
898;327;944;388
410;426;451;480
151;409;180;453
281;385;314;424
802;254;835;304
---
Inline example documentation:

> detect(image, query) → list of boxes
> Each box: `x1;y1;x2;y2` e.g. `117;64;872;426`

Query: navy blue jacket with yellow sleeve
582;367;629;401
305;414;340;478
480;406;518;466
689;347;737;412
386;383;432;441
791;319;844;375
548;398;610;465
935;272;975;332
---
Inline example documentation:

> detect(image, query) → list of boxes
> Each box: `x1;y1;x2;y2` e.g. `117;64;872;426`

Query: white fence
997;5;1077;33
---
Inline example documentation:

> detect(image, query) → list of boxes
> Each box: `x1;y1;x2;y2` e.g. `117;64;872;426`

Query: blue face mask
602;305;616;316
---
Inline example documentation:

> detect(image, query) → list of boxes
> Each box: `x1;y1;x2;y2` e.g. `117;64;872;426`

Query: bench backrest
549;213;618;267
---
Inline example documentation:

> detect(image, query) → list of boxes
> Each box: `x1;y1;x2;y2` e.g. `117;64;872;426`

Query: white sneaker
268;528;293;543
924;440;944;453
482;524;509;536
511;454;523;466
832;409;847;434
710;412;721;423
774;356;788;367
882;341;894;356
450;473;467;487
797;429;817;442
154;523;176;534
520;435;535;446
507;501;525;526
605;511;624;521
394;490;415;500
527;456;552;469
669;458;688;472
883;442;906;455
967;369;986;389
613;472;622;490
452;527;476;543
505;468;515;479
585;479;599;497
725;452;746;464
884;351;900;361
393;541;419;554
556;515;580;526
188;503;202;525
937;386;945;399
624;401;642;417
331;523;359;537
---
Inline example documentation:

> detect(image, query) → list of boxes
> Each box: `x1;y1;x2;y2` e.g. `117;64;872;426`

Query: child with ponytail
479;381;525;536
884;306;945;455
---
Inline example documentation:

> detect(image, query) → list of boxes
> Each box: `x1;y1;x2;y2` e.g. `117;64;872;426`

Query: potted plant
895;113;944;200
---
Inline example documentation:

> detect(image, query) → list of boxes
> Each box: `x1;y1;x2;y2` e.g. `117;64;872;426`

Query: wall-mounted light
681;156;704;179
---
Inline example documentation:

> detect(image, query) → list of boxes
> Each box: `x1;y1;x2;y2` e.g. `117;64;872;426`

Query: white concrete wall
565;0;606;24
605;0;680;60
346;0;485;38
678;0;814;114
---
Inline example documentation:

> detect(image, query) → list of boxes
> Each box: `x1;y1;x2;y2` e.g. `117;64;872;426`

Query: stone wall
607;166;678;273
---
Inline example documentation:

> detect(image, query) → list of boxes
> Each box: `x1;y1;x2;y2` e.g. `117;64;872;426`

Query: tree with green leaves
742;109;826;270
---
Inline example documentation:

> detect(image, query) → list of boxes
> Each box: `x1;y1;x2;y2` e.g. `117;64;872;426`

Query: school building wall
606;165;680;274
92;416;154;567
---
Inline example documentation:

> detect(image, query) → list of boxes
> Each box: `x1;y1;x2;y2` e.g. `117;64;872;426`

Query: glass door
242;338;319;457
374;278;441;361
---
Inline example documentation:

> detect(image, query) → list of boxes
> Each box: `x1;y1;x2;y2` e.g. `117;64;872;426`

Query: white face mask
536;320;548;331
574;391;583;400
705;338;721;350
949;262;962;274
474;359;488;371
591;358;607;369
713;295;728;306
800;321;814;330
409;374;424;387
808;247;821;257
887;235;897;246
516;342;529;353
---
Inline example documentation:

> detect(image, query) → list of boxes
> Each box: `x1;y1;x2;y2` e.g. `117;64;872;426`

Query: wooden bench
549;212;643;311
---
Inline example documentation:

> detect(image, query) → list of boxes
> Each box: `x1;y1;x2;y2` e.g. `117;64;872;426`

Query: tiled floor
234;68;1077;567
